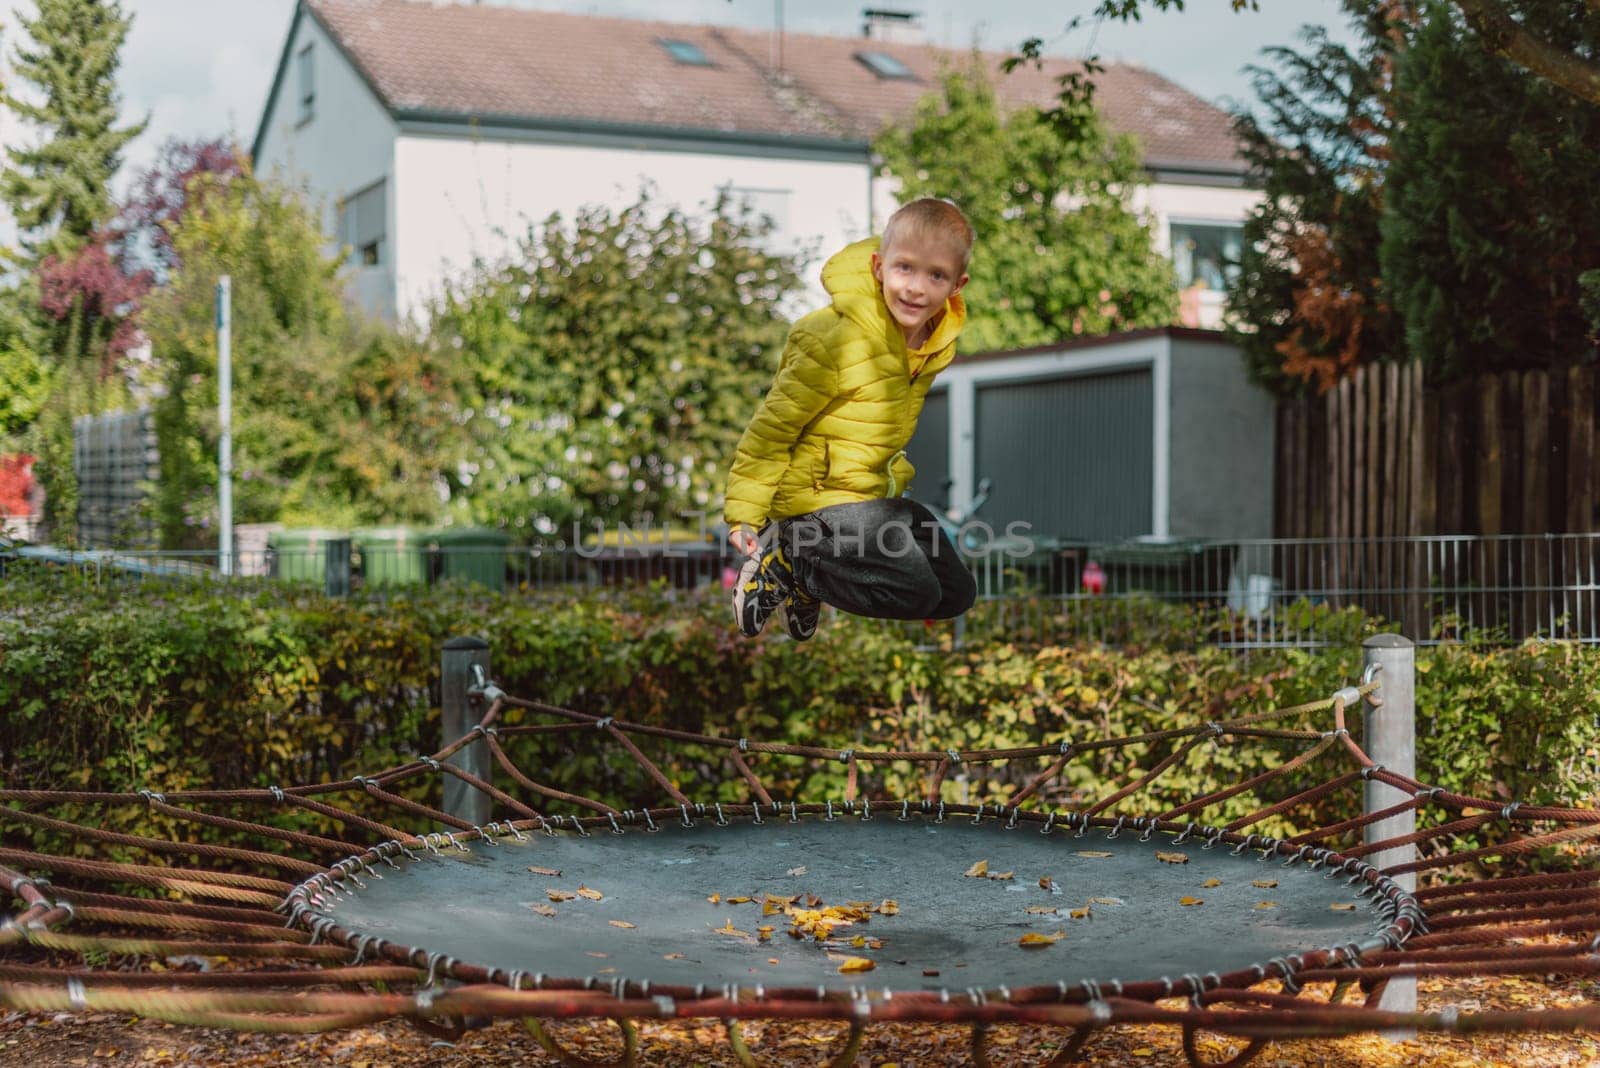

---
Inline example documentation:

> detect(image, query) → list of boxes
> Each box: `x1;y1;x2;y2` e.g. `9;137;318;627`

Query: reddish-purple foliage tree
122;138;243;271
38;233;153;374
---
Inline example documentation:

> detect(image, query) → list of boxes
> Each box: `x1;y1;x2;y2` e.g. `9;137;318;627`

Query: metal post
1362;633;1416;1020
324;537;351;598
216;276;232;577
440;636;493;827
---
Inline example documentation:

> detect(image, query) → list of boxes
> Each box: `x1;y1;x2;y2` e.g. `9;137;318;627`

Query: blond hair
881;197;974;268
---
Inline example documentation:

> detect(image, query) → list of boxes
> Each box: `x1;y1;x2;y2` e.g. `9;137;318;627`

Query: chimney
861;8;924;45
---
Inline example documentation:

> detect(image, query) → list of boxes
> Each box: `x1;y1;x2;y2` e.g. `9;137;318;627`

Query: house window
659;38;713;66
297;43;315;125
724;186;792;246
854;50;915;80
1170;222;1242;292
338;180;386;267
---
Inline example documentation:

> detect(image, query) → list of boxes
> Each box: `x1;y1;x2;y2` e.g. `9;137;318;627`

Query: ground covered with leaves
3;972;1596;1067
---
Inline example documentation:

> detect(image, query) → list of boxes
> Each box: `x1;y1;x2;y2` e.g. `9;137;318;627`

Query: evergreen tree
877;60;1177;352
1;0;145;265
1226;2;1410;394
1380;0;1600;380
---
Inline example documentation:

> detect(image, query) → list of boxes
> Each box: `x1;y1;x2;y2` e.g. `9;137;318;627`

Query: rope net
2;675;1597;1068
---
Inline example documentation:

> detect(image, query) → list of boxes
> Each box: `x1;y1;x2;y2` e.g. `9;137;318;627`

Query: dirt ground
2;973;1597;1067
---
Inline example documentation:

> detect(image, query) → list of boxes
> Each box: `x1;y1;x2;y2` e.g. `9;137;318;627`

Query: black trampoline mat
313;815;1393;992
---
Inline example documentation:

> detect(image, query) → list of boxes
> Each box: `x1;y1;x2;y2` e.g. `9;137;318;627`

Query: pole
216;276;233;577
1362;633;1416;1021
440;636;493;827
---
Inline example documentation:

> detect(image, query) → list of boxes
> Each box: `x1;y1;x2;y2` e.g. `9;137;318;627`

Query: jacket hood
819;237;966;354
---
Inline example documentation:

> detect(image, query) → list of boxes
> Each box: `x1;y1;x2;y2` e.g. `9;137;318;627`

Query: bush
1;567;1593;863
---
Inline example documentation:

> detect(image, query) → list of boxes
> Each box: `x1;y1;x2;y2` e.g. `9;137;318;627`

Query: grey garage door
975;370;1153;541
903;390;950;509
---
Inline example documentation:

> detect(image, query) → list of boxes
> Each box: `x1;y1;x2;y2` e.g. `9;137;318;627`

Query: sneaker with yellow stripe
732;543;794;637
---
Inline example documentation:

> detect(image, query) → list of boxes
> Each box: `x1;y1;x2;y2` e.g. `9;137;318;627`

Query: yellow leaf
715;919;750;938
527;866;562;876
663;952;686;960
851;935;867;948
838;956;876;973
1019;930;1065;948
1025;906;1058;915
1076;850;1112;858
1090;897;1123;906
546;889;576;902
877;899;899;915
1252;879;1278;889
1330;902;1357;912
987;870;1015;881
1068;906;1091;919
529;904;557;917
586;951;608;959
728;895;752;904
577;885;603;901
1179;896;1204;906
1132;1048;1154;1057
1255;901;1278;910
707;893;721;904
1202;878;1221;888
964;859;989;878
609;920;636;929
1156;852;1190;865
768;957;780;964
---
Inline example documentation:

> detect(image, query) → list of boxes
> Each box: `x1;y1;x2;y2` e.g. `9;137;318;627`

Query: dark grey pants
774;498;977;621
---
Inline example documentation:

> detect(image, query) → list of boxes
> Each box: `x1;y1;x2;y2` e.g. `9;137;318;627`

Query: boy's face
871;234;968;343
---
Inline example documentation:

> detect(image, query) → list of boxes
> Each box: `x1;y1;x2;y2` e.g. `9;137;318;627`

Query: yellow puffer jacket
723;237;967;529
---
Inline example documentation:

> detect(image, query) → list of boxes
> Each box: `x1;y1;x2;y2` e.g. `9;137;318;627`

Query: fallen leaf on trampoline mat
1330;902;1357;911
1019;930;1064;948
768;958;780;964
1090;897;1123;906
1025;906;1058;915
923;969;940;976
1039;876;1054;891
1156;852;1190;865
787;866;807;876
714;919;751;938
527;866;562;877
876;899;900;915
586;951;608;959
838;956;876;973
1076;851;1112;858
965;859;990;878
546;889;576;902
1068;907;1091;919
988;870;1014;881
1255;901;1279;910
707;893;721;904
663;953;686;960
1252;879;1279;889
728;895;752;904
1179;896;1204;906
758;926;775;942
804;893;823;907
577;885;603;901
597;967;616;974
609;920;636;929
529;904;557;917
1202;878;1222;888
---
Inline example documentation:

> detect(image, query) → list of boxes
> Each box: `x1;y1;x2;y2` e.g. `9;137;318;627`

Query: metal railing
7;533;1600;647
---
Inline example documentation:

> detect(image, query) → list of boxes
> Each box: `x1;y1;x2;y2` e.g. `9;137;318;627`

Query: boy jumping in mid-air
723;197;978;640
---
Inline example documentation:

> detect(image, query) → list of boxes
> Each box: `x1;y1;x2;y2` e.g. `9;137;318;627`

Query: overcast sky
2;0;1361;201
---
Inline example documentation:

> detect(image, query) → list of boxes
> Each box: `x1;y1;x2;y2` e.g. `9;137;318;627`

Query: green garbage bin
266;528;344;583
354;527;427;588
430;526;511;590
1094;539;1208;597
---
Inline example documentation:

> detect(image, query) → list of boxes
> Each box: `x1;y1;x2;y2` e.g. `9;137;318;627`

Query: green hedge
1;567;1594;861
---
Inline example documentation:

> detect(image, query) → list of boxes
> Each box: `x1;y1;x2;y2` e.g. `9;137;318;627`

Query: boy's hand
728;526;761;557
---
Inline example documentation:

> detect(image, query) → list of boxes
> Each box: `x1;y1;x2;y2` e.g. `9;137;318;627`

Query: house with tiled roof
253;0;1257;327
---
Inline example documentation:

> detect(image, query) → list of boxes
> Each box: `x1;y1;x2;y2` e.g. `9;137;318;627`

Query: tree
1379;1;1600;379
876;60;1177;353
427;193;802;536
1015;0;1600;109
1;0;145;267
1225;3;1409;393
141;162;465;546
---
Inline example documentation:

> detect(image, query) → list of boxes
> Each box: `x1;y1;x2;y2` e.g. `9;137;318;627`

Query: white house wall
392;133;873;322
254;10;399;319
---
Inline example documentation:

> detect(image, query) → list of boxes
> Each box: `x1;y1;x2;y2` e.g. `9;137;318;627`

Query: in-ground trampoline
4;661;1599;1067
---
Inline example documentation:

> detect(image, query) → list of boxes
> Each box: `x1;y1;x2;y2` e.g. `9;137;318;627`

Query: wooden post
1363;633;1417;1024
441;636;493;827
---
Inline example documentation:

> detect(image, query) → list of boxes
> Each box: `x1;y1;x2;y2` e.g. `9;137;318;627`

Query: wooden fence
1273;361;1599;639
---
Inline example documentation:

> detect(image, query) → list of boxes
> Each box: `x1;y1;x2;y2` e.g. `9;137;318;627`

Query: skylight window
855;50;914;80
659;38;713;66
